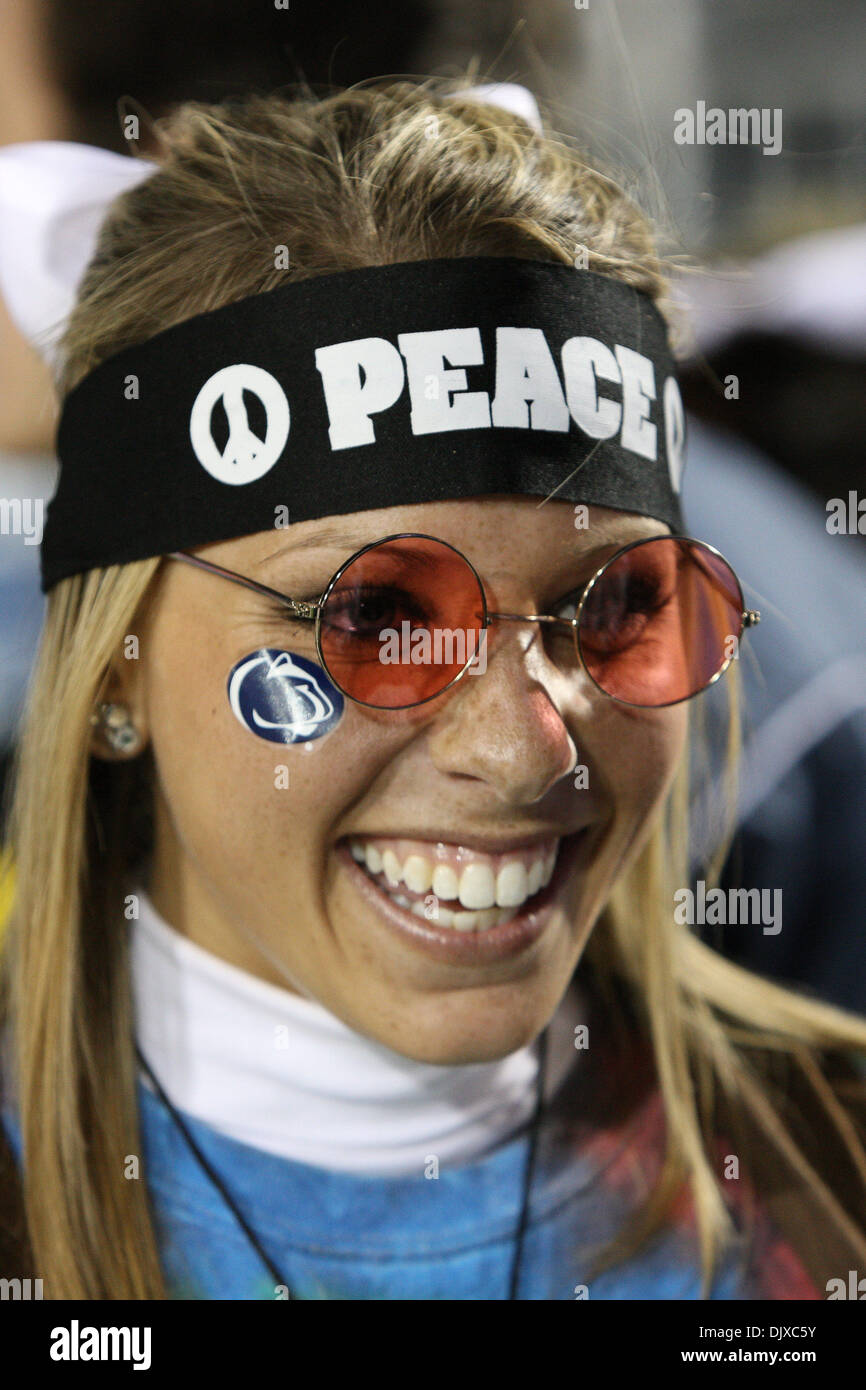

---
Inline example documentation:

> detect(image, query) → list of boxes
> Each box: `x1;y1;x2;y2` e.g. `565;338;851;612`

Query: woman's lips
335;829;590;965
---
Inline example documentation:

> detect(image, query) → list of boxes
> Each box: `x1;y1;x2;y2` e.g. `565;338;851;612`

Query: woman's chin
353;984;569;1066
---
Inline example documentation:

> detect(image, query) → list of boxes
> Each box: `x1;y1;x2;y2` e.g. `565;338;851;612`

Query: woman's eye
322;585;429;636
578;573;673;655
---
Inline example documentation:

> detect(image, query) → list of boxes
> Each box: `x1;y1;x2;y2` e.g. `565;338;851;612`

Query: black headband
43;257;686;591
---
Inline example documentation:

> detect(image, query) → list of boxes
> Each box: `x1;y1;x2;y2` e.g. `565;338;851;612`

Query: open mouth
342;833;573;933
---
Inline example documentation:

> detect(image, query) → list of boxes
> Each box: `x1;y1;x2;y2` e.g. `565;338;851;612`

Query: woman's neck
129;885;584;1177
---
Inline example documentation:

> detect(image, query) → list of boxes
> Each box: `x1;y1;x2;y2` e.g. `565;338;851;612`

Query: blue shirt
1;1021;816;1300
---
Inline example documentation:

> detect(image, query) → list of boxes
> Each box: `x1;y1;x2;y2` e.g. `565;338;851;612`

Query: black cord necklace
136;1027;548;1301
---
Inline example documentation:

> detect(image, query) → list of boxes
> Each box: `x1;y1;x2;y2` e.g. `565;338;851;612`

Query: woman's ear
89;648;149;762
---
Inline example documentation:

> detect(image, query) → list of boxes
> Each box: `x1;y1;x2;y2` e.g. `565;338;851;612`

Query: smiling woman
1;79;866;1302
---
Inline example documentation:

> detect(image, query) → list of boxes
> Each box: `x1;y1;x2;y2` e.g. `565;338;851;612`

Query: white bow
0;83;542;370
0;142;157;368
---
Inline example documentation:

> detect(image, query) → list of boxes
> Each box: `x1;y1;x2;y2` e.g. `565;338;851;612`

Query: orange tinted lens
318;536;486;708
577;538;743;706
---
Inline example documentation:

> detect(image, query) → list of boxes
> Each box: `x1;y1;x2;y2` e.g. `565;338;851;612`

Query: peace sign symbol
189;364;290;484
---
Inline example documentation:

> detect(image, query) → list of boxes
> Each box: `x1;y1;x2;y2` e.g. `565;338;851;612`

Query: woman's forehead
215;501;668;576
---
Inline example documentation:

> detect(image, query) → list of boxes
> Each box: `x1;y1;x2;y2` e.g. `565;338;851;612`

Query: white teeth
458;862;496;910
382;849;403;886
452;910;481;932
412;901;517;932
455;907;503;931
403;854;433;894
431;863;459;901
496;860;528;907
349;836;562;929
526;859;544;896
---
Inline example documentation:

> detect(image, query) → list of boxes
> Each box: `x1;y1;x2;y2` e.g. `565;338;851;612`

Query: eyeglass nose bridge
481;610;581;673
486;610;577;630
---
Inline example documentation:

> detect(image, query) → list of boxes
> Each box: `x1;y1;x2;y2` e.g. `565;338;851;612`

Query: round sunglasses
168;532;760;711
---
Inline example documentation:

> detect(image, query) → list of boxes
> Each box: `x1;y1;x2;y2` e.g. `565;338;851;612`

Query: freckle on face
141;499;686;1064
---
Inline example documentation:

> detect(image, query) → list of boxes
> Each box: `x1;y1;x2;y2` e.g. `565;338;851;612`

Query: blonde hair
4;79;866;1299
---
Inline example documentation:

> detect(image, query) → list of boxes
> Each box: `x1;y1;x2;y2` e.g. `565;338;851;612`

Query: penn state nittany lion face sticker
227;649;344;744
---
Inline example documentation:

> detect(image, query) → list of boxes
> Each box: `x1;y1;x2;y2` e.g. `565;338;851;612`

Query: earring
89;701;142;754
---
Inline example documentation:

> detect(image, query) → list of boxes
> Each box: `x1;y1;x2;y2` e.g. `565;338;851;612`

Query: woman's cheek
587;702;688;821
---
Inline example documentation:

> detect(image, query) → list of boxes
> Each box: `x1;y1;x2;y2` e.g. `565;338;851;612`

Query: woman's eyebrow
255;527;371;569
255;518;666;572
550;545;622;587
544;526;668;593
564;523;666;563
581;516;666;545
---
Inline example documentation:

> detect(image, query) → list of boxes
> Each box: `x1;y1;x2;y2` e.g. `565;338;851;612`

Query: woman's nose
425;620;581;804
